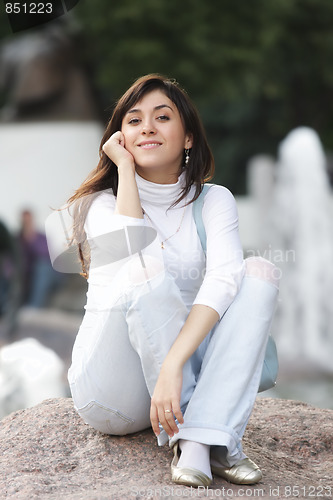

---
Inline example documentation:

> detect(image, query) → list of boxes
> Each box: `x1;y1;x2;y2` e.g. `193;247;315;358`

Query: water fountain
268;127;333;374
0;337;66;419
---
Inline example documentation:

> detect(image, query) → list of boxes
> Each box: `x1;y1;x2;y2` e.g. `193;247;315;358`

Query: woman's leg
68;256;194;436
68;304;152;435
170;257;279;467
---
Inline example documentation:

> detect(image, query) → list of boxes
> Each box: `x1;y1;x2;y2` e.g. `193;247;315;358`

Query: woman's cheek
121;130;133;152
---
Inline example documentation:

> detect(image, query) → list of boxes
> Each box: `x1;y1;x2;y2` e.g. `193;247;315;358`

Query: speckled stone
0;398;332;499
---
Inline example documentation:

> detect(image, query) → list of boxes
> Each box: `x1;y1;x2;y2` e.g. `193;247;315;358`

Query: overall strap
192;183;213;253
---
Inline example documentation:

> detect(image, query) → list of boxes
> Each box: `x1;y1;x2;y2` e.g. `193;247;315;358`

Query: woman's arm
193;186;245;317
83;132;145;270
150;304;219;438
150;186;245;438
165;304;219;366
102;131;143;219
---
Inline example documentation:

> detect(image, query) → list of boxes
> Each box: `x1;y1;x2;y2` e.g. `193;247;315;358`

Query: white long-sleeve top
84;172;245;318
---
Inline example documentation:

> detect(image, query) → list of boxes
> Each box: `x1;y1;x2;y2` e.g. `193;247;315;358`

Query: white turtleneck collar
135;171;188;206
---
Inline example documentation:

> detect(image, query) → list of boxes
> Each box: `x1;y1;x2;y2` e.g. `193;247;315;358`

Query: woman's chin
135;165;180;184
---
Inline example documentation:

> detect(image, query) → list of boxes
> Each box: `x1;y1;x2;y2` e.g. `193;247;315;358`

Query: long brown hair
68;74;215;278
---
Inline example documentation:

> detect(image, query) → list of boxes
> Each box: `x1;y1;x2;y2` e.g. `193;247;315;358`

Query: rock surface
0;398;332;499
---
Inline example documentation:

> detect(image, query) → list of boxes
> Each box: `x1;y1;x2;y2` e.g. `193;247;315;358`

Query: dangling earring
185;148;190;166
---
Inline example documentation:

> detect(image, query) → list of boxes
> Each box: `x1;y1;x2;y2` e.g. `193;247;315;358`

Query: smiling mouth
138;142;161;149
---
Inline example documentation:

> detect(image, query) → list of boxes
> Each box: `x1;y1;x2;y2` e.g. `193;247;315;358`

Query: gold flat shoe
211;457;262;485
171;442;212;488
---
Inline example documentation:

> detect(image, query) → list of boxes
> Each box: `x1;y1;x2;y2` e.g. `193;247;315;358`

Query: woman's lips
138;141;162;149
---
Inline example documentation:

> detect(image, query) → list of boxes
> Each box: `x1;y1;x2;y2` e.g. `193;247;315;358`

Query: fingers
150;400;184;438
150;402;162;437
118;131;125;148
159;408;178;437
172;399;184;426
112;131;125;146
102;131;123;153
101;131;134;168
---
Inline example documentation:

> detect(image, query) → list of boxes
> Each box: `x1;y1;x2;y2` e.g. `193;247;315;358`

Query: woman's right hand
104;131;142;217
102;131;135;171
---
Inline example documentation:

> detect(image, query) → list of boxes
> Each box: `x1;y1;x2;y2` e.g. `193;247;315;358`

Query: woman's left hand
150;360;184;438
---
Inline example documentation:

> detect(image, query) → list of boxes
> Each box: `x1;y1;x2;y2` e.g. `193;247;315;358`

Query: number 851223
6;3;53;14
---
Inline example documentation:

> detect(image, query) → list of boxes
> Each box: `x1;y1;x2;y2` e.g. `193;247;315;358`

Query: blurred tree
72;0;333;192
0;7;13;110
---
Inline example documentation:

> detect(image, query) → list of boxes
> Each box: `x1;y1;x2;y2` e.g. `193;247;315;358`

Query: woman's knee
76;399;145;436
245;256;280;289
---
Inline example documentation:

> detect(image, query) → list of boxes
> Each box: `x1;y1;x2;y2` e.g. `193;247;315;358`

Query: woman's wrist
115;162;142;218
163;348;187;371
163;306;220;371
117;160;136;176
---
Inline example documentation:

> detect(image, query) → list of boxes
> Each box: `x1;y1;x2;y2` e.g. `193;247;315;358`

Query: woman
67;74;279;487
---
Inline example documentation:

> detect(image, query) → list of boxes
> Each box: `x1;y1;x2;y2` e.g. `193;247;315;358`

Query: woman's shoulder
88;189;116;211
198;183;239;223
203;183;236;206
85;189;116;227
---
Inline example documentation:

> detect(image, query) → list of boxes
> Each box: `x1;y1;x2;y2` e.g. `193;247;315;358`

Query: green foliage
1;0;333;191
72;0;333;192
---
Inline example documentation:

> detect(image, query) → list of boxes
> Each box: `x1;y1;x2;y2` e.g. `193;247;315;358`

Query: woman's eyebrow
155;104;174;112
127;104;174;114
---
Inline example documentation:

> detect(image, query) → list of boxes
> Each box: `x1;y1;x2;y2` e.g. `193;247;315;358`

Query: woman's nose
141;120;156;135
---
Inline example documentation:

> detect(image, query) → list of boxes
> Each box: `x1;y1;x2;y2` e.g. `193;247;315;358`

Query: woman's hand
149;305;219;438
150;359;184;438
103;131;142;217
102;131;135;170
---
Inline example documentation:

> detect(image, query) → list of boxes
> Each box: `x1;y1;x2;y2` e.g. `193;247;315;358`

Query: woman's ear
185;134;193;149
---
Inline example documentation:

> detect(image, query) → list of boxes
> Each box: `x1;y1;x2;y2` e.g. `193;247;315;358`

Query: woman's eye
157;115;170;121
128;118;141;125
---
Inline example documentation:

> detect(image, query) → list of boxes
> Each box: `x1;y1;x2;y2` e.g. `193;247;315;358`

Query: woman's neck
135;170;188;206
135;166;180;185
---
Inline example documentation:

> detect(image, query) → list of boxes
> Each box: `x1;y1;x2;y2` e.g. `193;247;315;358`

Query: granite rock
0;398;332;499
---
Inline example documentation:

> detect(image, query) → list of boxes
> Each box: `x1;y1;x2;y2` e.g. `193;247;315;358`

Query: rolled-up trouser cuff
167;424;246;467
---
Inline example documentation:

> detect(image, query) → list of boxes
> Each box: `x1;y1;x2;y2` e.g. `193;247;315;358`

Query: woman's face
121;89;192;183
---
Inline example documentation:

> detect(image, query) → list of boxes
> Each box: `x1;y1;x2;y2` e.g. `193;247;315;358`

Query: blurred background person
17;209;62;308
0;219;21;339
0;219;16;316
